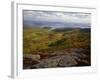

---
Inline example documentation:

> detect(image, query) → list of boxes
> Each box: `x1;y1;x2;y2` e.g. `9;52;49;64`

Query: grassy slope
23;27;90;54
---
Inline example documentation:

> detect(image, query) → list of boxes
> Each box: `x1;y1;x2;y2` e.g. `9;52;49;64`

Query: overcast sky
23;10;91;24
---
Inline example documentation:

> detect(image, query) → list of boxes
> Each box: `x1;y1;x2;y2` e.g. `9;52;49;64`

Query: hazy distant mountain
23;20;91;29
52;27;90;32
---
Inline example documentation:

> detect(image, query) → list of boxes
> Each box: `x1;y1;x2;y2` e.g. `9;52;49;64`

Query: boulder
57;55;77;67
23;54;40;61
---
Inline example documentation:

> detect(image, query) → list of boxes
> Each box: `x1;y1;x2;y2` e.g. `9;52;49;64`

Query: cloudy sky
23;10;91;24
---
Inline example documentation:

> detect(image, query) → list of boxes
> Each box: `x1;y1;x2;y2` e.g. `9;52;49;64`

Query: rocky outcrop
30;54;77;68
23;48;90;69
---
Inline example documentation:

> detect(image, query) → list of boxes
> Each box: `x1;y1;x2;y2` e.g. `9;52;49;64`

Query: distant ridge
23;20;91;29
